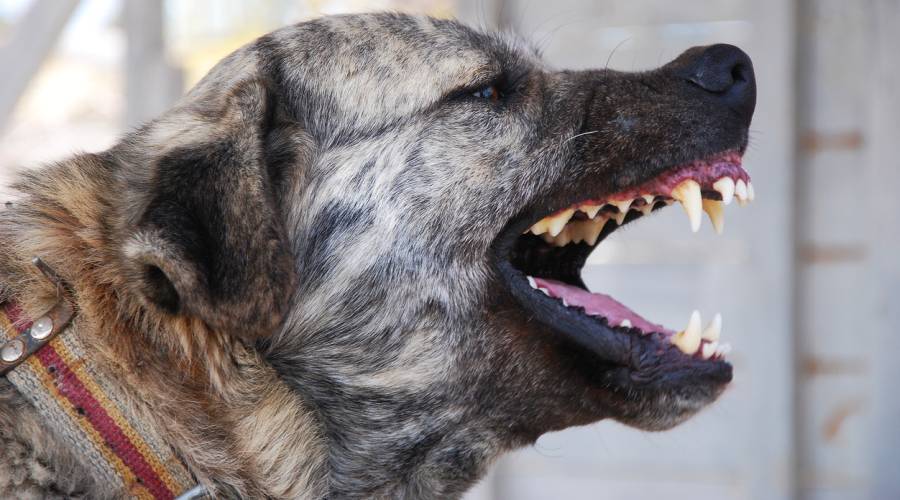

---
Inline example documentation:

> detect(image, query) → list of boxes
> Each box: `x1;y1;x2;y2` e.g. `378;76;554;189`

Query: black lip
490;192;732;378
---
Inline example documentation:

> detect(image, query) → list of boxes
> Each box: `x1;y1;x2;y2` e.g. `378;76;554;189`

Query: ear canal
121;79;298;340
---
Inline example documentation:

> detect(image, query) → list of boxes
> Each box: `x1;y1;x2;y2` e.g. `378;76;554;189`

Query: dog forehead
269;14;512;121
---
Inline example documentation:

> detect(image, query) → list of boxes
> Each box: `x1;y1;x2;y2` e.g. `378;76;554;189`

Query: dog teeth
529;174;753;245
672;179;703;233
716;343;732;356
713;177;735;205
580;203;602;218
735;179;749;206
702;199;725;235
672;310;702;354
547;208;575;236
701;313;722;342
619;319;632;328
527;276;538;289
702;341;718;360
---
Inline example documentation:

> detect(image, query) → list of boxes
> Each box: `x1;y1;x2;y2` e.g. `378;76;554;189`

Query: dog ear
119;78;298;340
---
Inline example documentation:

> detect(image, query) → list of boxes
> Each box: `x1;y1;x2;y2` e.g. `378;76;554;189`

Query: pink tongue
532;277;672;334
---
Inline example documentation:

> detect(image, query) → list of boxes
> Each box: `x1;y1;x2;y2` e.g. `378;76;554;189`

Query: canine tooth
735;179;748;206
702;199;725;235
672;179;703;232
619;319;632;328
713;177;735;205
527;276;538;289
547;208;575;237
701;313;722;342
581;204;602;218
672;310;702;354
747;182;755;201
702;342;718;360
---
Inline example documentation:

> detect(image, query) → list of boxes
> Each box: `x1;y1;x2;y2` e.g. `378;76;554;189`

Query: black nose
674;44;756;124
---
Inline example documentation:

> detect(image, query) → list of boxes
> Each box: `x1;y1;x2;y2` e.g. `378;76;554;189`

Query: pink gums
533;277;673;334
553;151;750;214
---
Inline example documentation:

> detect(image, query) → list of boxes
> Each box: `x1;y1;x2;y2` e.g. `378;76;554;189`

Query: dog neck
0;154;329;498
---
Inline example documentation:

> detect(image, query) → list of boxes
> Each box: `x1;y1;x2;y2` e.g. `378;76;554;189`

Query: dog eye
472;85;502;102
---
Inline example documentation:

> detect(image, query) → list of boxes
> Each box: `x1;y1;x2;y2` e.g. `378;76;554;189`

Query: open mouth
494;151;753;372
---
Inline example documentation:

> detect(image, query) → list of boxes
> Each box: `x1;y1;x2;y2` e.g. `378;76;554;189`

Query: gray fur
0;13;752;499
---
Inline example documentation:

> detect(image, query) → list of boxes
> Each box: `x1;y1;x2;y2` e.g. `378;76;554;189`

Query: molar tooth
702;341;718;360
547;208;576;237
638;195;656;215
735;179;748;206
713;177;735;205
580;204;602;218
614;209;629;225
530;218;551;235
619;319;632;328
538;288;551;296
552;227;572;247
671;179;703;232
702;199;725;235
672;310;702;354
611;199;633;214
584;217;607;245
701;313;722;342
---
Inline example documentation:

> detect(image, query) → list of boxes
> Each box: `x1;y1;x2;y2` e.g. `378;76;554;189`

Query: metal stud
1;339;25;363
31;316;53;340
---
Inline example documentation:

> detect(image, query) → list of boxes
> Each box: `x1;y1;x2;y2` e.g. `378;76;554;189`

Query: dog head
115;13;755;497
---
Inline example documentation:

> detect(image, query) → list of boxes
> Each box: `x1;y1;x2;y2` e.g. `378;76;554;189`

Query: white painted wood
0;0;81;134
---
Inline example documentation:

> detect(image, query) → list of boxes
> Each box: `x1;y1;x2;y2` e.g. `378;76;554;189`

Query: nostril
731;63;747;83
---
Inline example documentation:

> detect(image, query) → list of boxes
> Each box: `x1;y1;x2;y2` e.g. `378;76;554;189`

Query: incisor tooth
735;179;748;206
713;177;735;205
702;342;718;360
716;343;732;356
672;310;702;354
547;208;575;237
672;179;703;232
527;276;538;289
702;313;722;342
702;199;725;235
581;204;602;218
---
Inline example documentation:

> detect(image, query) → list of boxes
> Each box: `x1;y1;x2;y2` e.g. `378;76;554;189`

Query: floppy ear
119;78;298;340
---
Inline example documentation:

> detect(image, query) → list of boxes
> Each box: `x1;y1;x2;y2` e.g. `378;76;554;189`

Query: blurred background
1;1;897;499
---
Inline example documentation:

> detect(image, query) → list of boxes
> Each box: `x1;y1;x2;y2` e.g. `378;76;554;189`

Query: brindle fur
0;13;751;499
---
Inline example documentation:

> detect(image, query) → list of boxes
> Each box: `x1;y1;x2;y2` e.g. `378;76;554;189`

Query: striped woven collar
0;259;199;499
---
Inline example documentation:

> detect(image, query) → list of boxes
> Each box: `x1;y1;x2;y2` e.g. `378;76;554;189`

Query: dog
0;12;755;499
